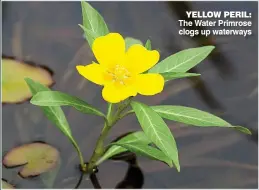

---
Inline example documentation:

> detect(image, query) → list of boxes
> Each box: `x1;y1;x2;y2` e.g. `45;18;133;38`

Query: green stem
106;103;113;122
68;101;133;177
87;122;111;171
118;110;134;120
87;100;132;172
71;138;86;172
87;103;114;172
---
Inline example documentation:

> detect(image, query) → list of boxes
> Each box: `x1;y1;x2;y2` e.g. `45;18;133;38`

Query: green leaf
96;131;151;165
30;91;105;118
3;142;60;178
149;46;215;73
111;142;172;167
24;78;83;160
234;126;252;135
152;105;251;134
161;72;201;82
81;1;109;47
145;39;151;50
79;24;99;46
2;57;53;104
125;37;143;50
131;101;180;172
25;78;72;136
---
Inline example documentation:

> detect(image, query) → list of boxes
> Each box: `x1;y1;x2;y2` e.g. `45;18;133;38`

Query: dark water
2;1;258;188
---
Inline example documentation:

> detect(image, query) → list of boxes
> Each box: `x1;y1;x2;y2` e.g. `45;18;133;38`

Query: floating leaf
81;1;109;47
96;131;151;165
111;142;172;167
152;105;251;134
2;57;53;103
24;78;83;162
131;101;180;172
125;37;143;50
161;72;201;82
2;179;14;189
3;143;60;178
30;91;105;118
149;46;215;73
145;39;151;50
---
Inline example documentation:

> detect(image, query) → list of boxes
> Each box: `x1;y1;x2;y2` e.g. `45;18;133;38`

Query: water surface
2;2;258;188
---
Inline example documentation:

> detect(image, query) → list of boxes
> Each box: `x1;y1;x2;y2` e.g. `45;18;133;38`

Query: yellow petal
92;33;125;68
76;63;105;85
124;44;159;74
136;74;164;95
102;83;137;103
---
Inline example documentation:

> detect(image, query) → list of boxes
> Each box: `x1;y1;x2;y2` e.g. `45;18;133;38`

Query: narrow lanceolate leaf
25;78;72;137
145;39;151;50
125;37;143;50
111;142;173;167
96;131;151;165
234;126;252;135
131;101;180;172
24;78;83;156
81;1;109;47
152;105;251;135
30;91;105;118
79;24;99;45
149;46;215;73
161;72;200;82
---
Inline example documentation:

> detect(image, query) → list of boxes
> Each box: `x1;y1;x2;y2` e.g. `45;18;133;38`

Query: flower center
105;64;131;85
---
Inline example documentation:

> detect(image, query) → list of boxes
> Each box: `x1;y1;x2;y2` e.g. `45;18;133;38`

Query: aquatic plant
19;1;251;188
2;57;53;104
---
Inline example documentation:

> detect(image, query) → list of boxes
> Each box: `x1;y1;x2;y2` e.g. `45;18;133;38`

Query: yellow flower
76;33;164;103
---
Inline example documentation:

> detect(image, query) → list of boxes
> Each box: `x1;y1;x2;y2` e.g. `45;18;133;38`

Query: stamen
106;64;131;85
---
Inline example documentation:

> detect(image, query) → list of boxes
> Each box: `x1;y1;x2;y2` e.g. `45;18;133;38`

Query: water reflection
115;157;144;189
249;129;258;144
110;134;144;189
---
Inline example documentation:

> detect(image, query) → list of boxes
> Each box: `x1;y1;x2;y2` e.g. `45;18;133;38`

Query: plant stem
71;138;86;172
118;110;134;120
87;103;114;172
87;122;111;171
87;100;132;173
106;103;113;121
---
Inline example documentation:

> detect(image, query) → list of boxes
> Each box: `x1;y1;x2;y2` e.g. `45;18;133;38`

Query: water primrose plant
23;1;251;187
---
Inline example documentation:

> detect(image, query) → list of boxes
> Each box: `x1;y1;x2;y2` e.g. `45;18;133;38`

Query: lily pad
3;142;60;178
2;179;14;189
2;56;54;104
